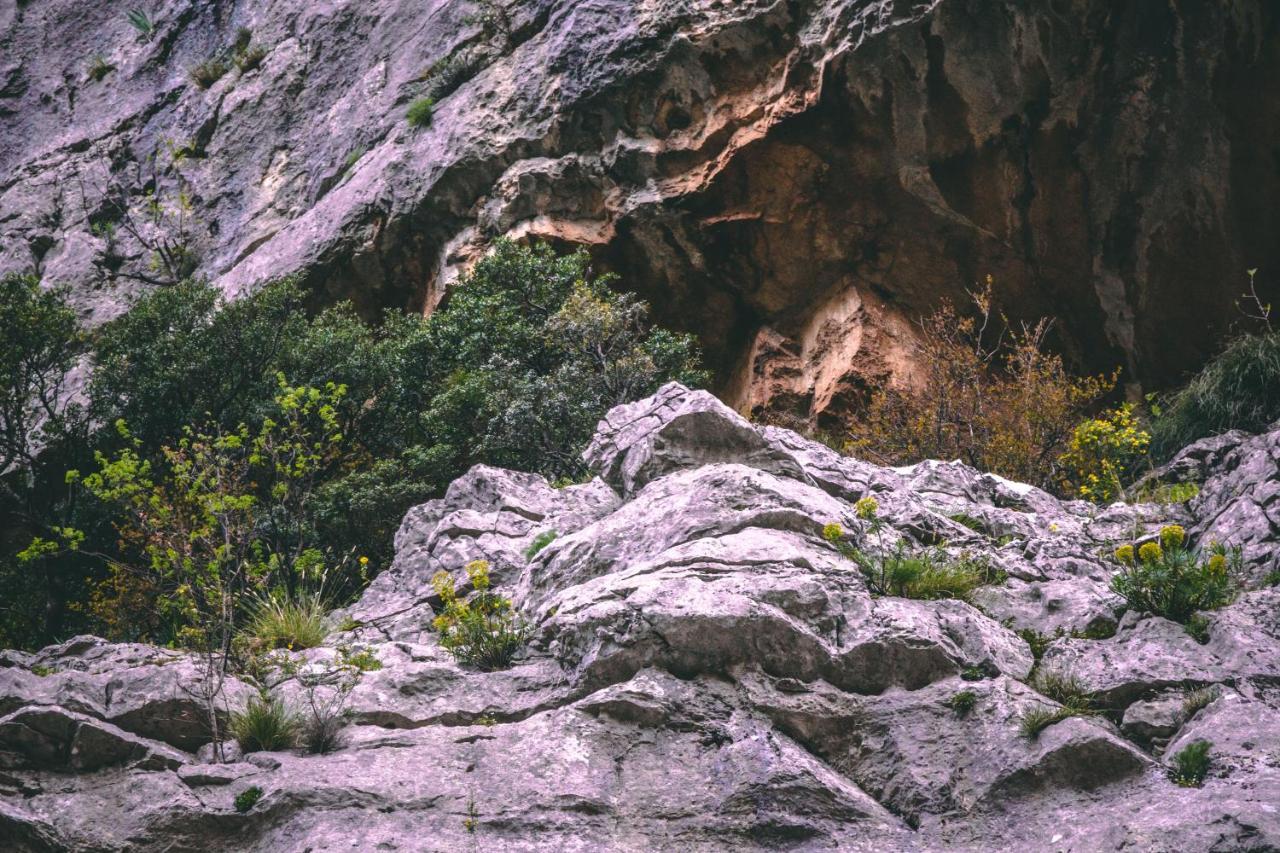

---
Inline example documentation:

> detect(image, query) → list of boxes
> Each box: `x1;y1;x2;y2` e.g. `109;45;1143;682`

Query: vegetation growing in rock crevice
432;560;528;671
1110;525;1238;625
822;498;1003;603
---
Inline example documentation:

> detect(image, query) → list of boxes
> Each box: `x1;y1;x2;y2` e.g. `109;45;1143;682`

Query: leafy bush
189;58;229;89
1111;526;1238;624
1170;740;1212;787
406;97;436;127
1058;404;1151;503
230;694;299;752
234;786;263;813
338;645;382;672
945;690;977;715
4;241;705;649
432;561;528;670
1150;330;1280;460
849;277;1117;492
245;594;328;652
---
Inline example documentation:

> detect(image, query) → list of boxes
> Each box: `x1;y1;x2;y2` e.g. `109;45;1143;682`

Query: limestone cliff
2;0;1277;422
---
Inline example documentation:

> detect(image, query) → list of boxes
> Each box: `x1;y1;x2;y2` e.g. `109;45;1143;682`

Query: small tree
65;380;354;749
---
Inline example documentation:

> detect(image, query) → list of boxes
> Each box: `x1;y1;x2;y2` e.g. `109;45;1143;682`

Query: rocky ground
1;383;1278;851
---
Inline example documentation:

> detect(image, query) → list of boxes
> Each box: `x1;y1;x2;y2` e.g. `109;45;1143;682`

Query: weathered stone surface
178;761;260;787
3;383;1280;850
3;0;1276;423
0;705;187;771
0;635;256;751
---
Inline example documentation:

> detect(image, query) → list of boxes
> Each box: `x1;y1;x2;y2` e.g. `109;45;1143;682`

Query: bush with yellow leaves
1110;525;1238;626
432;561;529;671
1058;403;1151;503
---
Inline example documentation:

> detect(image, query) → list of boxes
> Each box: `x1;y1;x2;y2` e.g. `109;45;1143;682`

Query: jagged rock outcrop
2;382;1279;851
2;1;1277;422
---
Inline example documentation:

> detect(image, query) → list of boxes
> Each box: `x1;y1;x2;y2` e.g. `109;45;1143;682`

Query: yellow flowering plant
1111;526;1240;628
1059;404;1151;503
432;561;528;670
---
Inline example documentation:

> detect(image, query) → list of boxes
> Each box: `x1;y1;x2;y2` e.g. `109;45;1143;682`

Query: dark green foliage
1265;569;1280;588
234;786;263;813
1017;628;1052;662
960;666;986;682
1150;332;1280;460
406;97;435;127
230;694;299;752
945;690;977;715
524;530;557;560
2;241;705;648
947;513;987;535
0;275;83;476
1170;740;1212;787
853;546;994;602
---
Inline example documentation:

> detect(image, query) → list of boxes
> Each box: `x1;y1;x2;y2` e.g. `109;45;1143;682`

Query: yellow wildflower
855;496;879;520
359;555;369;566
1207;553;1226;576
1114;544;1135;565
822;523;844;543
1138;541;1163;564
1159;525;1186;550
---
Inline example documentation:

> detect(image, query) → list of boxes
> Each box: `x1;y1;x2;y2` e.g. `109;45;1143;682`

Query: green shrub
1150;330;1280;460
524;530;557;560
1110;526;1238;624
1265;569;1280;588
234;786;263;813
8;241;706;650
825;501;1000;603
947;513;987;534
432;561;528;670
960;666;986;682
338;645;382;672
945;690;977;715
230;694;299;752
1018;705;1077;739
406;97;436;127
189;57;229;89
1135;481;1200;506
245;594;328;652
1170;740;1212;787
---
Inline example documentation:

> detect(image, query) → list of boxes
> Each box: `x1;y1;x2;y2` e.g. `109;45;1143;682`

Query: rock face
2;382;1279;851
2;1;1278;422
